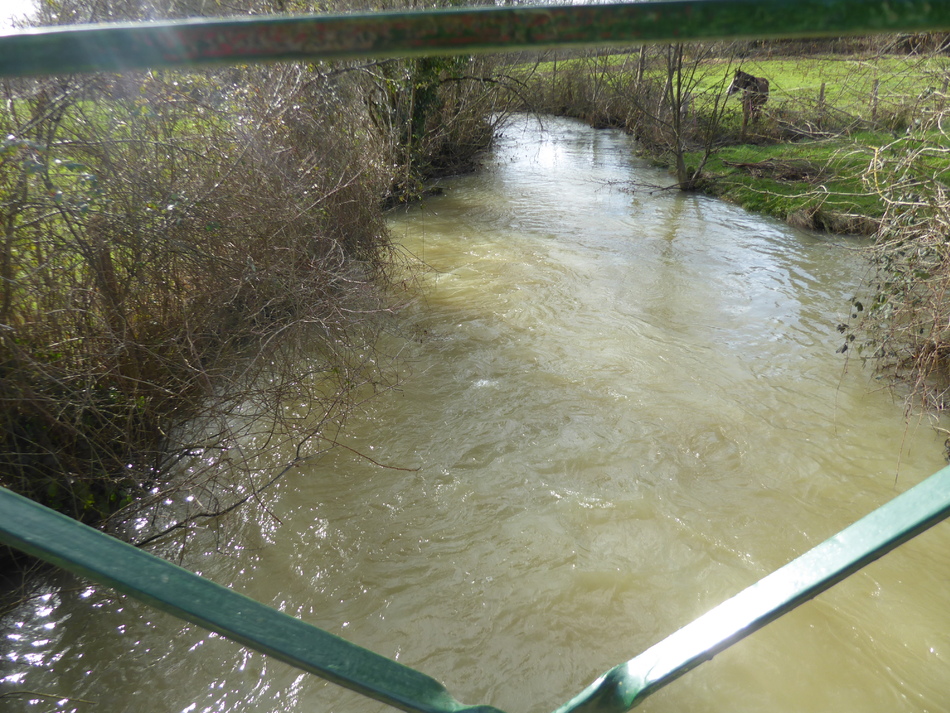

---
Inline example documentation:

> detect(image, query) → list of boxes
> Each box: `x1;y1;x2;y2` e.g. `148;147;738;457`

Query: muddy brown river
2;115;949;713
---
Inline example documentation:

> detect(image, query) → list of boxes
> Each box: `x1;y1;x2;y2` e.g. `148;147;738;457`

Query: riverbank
0;53;504;543
681;136;883;235
678;125;948;238
518;44;950;412
519;46;947;235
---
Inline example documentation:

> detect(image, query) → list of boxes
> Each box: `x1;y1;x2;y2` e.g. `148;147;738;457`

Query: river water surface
3;115;950;713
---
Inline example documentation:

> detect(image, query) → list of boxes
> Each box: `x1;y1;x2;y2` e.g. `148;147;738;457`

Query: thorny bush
847;122;950;414
0;64;399;531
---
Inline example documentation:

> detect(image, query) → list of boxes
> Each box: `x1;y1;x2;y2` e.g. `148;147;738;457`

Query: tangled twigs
851;120;950;411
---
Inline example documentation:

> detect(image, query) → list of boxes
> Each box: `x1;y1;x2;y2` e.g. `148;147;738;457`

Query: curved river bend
3;115;950;713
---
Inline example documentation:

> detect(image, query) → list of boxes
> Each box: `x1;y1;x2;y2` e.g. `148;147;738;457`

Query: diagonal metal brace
0;486;504;713
551;464;950;713
2;462;950;713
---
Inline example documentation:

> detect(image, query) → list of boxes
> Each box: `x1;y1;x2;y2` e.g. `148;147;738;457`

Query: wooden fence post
871;78;880;124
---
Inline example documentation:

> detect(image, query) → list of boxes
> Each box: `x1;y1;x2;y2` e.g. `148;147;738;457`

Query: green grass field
675;54;950;232
688;138;884;230
528;50;950;116
728;55;950;114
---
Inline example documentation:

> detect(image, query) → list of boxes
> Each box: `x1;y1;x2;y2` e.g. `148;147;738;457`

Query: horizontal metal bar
3;0;950;77
551;463;950;713
0;486;505;713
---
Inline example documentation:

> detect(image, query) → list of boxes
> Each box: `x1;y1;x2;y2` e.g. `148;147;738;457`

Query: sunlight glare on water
2;115;949;713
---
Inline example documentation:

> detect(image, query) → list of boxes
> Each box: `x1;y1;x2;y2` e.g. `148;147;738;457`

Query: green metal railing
3;2;950;711
4;468;950;713
3;0;950;76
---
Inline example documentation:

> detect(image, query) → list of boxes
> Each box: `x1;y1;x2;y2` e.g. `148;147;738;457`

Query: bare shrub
0;63;398;526
1;0;510;549
847;121;950;411
519;46;738;189
361;55;507;204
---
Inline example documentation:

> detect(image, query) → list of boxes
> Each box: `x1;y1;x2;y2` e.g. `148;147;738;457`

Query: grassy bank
678;50;950;233
684;134;885;234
